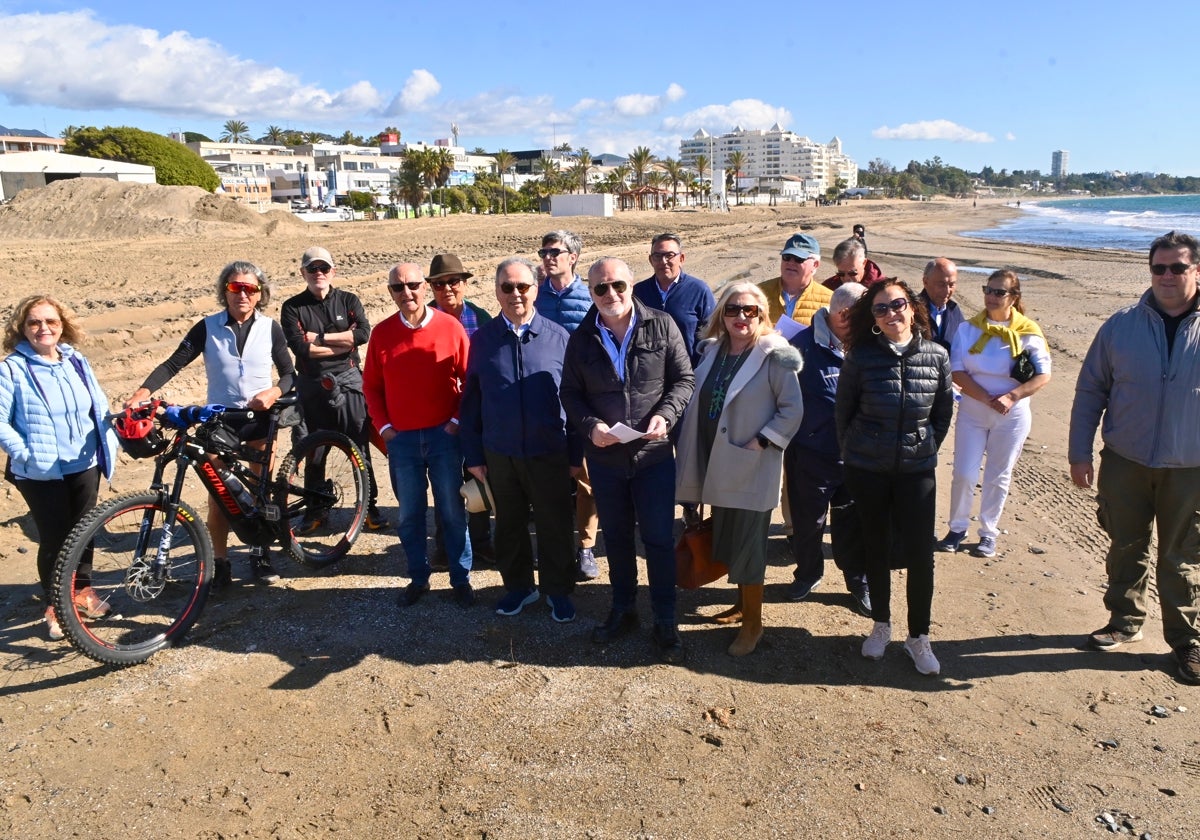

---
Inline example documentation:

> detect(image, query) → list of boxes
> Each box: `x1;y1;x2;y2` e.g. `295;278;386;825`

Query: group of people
3;225;1198;686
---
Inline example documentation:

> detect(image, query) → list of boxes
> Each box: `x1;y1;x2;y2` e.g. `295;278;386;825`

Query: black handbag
1011;349;1036;383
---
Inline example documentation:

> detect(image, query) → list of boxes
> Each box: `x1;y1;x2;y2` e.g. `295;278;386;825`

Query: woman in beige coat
676;282;804;655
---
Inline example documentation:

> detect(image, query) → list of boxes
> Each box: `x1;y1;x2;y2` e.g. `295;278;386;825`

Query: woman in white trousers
938;270;1051;558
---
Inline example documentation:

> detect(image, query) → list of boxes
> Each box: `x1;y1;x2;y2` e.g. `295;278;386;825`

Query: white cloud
611;84;688;118
395;70;441;111
1005;132;1017;141
0;11;383;120
661;99;792;134
665;83;686;103
872;119;994;143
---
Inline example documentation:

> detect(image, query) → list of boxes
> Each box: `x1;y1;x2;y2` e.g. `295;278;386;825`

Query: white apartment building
1051;149;1069;179
680;125;857;197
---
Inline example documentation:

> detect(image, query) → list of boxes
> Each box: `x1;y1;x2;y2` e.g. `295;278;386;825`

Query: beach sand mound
0;178;307;240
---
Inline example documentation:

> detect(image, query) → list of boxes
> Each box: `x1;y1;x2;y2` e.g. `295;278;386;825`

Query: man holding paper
560;258;695;662
759;233;833;337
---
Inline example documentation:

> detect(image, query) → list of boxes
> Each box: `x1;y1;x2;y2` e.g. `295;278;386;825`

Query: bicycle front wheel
274;431;368;568
52;492;213;667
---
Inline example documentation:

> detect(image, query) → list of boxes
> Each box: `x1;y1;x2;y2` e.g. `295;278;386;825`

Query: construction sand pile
0;178;308;240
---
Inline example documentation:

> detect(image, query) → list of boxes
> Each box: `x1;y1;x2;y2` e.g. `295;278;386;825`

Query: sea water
964;195;1200;252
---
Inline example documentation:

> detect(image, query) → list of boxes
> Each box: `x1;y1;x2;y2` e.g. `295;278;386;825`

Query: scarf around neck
967;308;1043;356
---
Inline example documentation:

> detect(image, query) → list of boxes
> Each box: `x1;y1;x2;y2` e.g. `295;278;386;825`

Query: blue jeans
386;426;472;587
589;457;677;623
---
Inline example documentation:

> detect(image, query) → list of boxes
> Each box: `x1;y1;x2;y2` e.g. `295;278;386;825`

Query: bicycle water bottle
213;463;259;515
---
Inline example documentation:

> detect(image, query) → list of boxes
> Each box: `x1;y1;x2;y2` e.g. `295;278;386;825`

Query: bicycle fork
124;454;194;601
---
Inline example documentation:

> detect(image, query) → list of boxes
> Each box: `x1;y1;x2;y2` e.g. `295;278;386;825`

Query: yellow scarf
967;309;1043;356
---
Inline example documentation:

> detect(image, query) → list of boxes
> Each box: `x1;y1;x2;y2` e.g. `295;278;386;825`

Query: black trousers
296;373;379;508
485;449;576;597
15;466;100;599
842;465;936;637
785;446;867;591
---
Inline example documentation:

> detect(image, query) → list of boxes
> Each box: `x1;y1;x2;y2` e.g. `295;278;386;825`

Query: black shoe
788;577;822;602
575;547;600;581
212;558;232;590
592;609;639;645
849;588;873;618
400;582;430;607
251;553;279;584
453;582;476;608
652;622;686;664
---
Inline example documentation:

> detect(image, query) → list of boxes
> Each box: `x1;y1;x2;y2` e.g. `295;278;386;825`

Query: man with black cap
425;253;496;565
758;232;832;328
281;246;386;531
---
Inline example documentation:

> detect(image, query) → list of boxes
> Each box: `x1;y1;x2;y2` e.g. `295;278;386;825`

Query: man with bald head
561;257;695;662
919;257;964;351
364;263;475;609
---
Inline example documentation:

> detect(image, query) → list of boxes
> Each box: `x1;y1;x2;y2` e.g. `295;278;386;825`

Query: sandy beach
1;183;1194;838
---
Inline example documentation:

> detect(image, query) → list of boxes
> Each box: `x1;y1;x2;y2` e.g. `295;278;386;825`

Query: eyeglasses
871;298;909;317
650;251;681;262
723;304;760;319
1150;262;1195;276
226;281;262;295
781;253;812;264
25;318;61;330
430;278;464;290
836;270;861;279
538;247;571;259
591;280;628;296
388;282;423;292
499;282;533;294
304;263;332;274
982;286;1016;297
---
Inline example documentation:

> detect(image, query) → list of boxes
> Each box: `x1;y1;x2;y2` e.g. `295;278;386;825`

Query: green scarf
967;308;1043;357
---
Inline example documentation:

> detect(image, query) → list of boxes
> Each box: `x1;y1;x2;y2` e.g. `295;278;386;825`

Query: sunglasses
389;282;424;292
25;318;61;329
1150;262;1195;276
499;282;533;294
304;263;331;274
781;253;812;264
871;298;909;317
538;247;571;259
650;251;681;262
226;281;262;295
723;303;760;318
982;286;1016;297
590;280;628;296
836;270;861;279
430;278;463;290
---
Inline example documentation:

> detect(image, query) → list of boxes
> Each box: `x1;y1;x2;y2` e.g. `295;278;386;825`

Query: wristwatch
756;433;773;449
316;331;325;347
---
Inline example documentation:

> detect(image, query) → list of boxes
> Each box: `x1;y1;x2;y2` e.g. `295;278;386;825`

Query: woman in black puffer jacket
835;279;954;675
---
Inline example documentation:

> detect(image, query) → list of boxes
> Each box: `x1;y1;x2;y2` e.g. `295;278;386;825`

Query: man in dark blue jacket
632;233;716;364
461;258;579;623
785;283;871;615
919;257;963;351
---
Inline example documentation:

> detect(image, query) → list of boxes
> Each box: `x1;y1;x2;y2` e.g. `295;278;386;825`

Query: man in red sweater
364;262;474;608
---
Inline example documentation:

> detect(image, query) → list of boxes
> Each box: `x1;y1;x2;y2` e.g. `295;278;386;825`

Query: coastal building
679;125;857;199
1052;150;1069;179
0;126;65;154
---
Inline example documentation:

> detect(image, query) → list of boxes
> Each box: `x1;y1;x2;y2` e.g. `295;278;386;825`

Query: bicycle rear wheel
274;431;368;568
52;492;213;667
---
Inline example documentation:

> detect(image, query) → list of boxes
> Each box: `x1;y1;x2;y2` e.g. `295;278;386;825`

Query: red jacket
822;258;887;291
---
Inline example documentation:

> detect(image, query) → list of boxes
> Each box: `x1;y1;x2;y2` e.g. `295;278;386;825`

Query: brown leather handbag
675;518;727;589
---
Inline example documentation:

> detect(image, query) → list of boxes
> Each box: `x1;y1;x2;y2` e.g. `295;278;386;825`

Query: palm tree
726;151;747;205
534;156;560;196
263;125;286;144
572;147;595;194
398;157;426;217
612;163;631;191
646;171;668;210
220;119;250;143
628;146;655;188
659;157;685;208
492;149;516;215
693;154;710;191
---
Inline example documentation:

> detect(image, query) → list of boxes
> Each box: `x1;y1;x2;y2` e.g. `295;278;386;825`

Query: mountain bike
51;394;369;666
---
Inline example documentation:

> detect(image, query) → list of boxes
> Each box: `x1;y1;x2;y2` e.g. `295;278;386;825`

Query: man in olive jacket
560;257;695;663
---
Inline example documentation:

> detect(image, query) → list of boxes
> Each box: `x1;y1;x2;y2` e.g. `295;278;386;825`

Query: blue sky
2;1;1195;176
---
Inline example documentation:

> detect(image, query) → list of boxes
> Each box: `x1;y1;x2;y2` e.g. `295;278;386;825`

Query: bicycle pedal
263;504;281;521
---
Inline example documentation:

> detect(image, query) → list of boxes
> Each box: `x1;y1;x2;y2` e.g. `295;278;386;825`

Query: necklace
707;347;749;419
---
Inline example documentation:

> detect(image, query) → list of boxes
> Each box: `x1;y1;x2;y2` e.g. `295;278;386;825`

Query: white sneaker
904;634;940;675
861;621;891;660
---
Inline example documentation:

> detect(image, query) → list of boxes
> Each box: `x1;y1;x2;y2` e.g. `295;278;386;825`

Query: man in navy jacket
632;233;716;364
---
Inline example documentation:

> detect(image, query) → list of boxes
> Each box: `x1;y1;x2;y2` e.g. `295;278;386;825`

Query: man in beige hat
281;246;386;531
425;253;496;566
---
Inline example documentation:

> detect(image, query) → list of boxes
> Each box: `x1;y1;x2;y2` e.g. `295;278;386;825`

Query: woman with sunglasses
836;279;954;675
0;296;118;640
676;283;804;656
938;270;1051;559
126;261;295;588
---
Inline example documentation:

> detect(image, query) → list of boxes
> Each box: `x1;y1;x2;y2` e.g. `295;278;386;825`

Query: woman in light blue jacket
0;295;117;641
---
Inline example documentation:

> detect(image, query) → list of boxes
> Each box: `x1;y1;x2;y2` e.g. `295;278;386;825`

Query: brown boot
711;591;743;625
728;584;764;656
